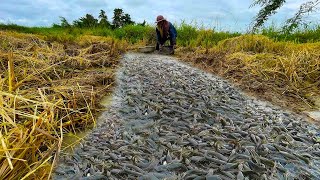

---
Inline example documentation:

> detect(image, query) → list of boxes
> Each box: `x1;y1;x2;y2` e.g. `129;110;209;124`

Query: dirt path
54;53;320;179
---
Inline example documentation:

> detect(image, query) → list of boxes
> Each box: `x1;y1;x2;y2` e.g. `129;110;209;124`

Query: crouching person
155;15;177;54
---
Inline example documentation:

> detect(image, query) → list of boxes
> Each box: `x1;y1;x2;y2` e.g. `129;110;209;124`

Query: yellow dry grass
0;31;127;179
177;35;320;111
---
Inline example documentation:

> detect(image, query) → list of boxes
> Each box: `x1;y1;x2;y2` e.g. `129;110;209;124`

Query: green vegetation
55;8;135;29
2;22;320;46
260;25;320;43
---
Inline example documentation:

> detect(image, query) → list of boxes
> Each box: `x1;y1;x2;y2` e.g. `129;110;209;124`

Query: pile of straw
0;31;126;179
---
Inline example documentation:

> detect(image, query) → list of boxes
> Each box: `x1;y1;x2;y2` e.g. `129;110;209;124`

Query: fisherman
155;15;177;54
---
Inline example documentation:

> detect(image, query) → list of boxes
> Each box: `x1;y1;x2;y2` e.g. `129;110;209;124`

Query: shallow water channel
61;94;113;153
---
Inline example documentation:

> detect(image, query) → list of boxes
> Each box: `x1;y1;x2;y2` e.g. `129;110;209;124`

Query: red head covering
155;15;165;23
156;15;169;38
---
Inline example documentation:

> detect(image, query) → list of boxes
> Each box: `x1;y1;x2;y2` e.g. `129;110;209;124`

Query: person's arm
169;23;177;45
156;28;162;44
156;28;164;50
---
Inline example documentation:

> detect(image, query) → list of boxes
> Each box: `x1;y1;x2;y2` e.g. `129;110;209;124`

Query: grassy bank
0;31;127;179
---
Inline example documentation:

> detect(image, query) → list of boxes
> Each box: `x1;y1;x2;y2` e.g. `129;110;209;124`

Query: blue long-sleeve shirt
156;22;177;45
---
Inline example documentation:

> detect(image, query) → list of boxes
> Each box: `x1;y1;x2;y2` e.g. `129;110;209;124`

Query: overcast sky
0;0;319;31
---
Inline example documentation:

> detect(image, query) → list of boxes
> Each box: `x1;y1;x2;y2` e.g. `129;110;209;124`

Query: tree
112;8;124;28
138;20;147;26
112;8;135;28
52;23;61;28
250;0;320;32
122;14;134;25
73;14;98;28
250;0;286;32
283;0;320;32
59;16;71;28
57;9;135;29
99;10;111;28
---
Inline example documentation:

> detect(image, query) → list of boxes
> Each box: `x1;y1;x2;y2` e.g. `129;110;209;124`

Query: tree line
53;1;319;33
54;8;146;29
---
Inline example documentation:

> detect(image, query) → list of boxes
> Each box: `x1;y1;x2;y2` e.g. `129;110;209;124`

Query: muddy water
61;93;113;152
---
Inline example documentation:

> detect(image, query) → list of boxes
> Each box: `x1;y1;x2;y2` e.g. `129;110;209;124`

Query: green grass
1;23;320;46
260;25;320;43
0;23;240;46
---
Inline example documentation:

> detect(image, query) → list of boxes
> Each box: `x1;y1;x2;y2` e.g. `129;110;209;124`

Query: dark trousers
156;36;174;50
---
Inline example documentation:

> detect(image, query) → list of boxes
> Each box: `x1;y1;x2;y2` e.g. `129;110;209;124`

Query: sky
0;0;319;32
